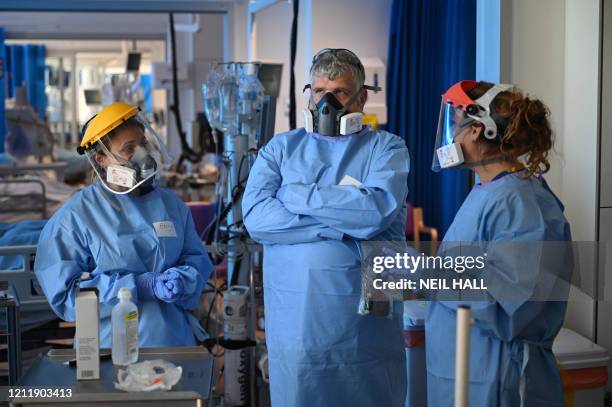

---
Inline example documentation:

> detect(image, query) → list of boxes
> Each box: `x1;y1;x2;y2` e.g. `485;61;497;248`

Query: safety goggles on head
432;80;513;172
311;48;364;74
77;102;171;195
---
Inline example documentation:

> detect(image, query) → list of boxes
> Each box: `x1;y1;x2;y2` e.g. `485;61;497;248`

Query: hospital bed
0;220;54;325
0;164;77;354
0;244;58;382
0;162;77;222
0;245;44;312
0;242;56;332
0;179;48;220
0;162;67;182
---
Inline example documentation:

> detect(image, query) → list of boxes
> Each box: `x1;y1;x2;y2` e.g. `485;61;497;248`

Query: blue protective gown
34;183;212;347
243;127;410;407
426;173;572;407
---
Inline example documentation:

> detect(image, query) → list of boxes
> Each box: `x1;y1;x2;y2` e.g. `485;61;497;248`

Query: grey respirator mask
302;84;381;137
120;147;158;194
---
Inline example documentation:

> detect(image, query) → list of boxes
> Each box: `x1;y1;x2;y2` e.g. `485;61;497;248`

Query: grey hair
309;50;365;90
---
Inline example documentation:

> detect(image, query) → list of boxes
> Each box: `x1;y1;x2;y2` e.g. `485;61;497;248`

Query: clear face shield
431;100;475;172
84;113;171;195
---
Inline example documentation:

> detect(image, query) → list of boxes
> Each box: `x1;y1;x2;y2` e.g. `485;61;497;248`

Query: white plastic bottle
112;287;139;366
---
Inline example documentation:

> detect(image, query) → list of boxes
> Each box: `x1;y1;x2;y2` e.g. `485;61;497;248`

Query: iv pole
455;305;472;407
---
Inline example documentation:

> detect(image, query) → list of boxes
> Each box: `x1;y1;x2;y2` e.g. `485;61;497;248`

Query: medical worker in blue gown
242;49;410;406
426;80;572;406
34;102;212;347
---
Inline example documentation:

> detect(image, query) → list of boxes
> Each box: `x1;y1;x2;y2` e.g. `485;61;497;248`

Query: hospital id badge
107;165;136;188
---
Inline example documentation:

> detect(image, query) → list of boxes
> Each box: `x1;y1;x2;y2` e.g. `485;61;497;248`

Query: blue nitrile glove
159;270;184;299
134;271;183;303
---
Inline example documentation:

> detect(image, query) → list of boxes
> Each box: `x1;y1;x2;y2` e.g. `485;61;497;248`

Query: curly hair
468;82;553;177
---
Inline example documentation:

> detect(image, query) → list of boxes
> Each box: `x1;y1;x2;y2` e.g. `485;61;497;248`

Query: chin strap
460;155;508;169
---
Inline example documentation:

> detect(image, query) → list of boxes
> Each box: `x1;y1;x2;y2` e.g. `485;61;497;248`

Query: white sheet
0;175;79;221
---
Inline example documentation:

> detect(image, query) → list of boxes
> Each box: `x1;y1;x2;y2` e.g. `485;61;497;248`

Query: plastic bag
114;359;182;392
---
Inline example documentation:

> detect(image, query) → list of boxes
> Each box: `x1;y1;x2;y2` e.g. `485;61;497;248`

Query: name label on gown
153;221;177;237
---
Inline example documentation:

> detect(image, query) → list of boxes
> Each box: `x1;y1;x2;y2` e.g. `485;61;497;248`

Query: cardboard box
75;288;100;380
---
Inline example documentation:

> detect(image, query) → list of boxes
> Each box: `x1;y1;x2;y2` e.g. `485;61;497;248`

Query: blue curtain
386;0;475;236
0;28;5;156
5;44;47;120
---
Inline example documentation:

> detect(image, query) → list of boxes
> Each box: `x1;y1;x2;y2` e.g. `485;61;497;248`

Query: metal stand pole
224;132;250;287
248;265;256;407
454;305;471;407
223;132;253;406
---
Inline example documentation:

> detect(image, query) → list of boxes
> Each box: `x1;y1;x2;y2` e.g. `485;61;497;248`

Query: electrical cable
288;0;300;129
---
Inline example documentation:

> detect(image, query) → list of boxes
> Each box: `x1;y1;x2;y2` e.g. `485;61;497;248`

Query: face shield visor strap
471;84;513;140
455;117;477;136
337;86;365;115
474;84;512;111
336;83;381;115
363;84;382;92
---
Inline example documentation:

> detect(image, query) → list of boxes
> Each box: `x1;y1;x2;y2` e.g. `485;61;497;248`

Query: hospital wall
494;0;604;366
561;0;601;345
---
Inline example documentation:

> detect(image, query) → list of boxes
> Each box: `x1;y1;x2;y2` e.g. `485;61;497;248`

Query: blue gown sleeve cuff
318;227;344;240
134;272;157;301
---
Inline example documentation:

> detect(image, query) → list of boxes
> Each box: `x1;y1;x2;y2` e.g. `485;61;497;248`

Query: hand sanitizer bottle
112;287;139;366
